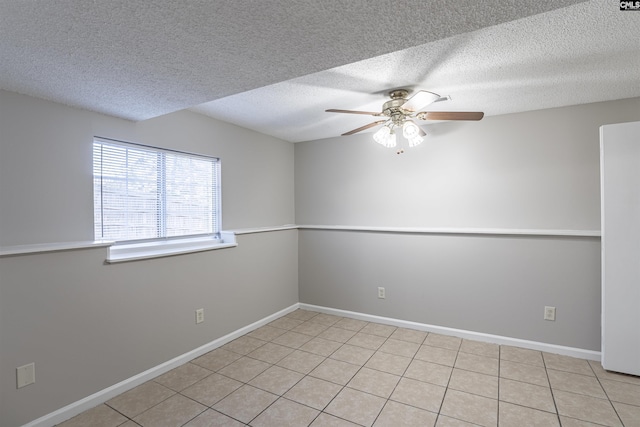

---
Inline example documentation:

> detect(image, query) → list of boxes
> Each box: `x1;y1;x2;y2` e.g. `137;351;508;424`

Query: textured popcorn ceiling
1;1;638;142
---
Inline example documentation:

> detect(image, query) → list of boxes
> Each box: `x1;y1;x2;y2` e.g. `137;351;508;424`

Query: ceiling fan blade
342;120;386;136
326;109;382;116
417;111;485;121
401;90;440;112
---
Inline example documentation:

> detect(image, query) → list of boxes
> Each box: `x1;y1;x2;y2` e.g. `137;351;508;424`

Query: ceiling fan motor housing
382;90;411;126
382;103;407;126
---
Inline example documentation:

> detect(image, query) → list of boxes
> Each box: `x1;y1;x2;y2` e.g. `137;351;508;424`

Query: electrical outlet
378;287;386;299
544;306;556;321
16;363;35;388
195;308;204;324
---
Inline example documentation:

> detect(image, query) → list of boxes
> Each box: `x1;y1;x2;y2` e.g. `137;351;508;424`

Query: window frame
93;137;235;262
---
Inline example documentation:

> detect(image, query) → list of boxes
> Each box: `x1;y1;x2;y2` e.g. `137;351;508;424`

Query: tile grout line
367;328;418;427
239;317;627;426
277;312;369;426
438;336;459;418
313;319;447;425
287;313;356;426
107;380;180;426
61;309;638;427
332;322;396;427
218;312;311;426
175;367;251;426
173;393;209;427
246;311;327;426
198;319;289;425
311;316;371;426
587;360;626;427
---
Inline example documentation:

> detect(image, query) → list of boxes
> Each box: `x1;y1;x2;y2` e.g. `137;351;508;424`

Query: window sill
106;232;237;263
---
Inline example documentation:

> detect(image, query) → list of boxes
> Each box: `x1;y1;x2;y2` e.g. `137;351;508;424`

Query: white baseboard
23;303;300;427
299;303;602;362
26;301;601;427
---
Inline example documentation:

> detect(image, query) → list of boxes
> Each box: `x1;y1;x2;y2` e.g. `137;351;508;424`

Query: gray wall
299;230;600;348
3;88;640;426
296;98;640;352
0;90;297;426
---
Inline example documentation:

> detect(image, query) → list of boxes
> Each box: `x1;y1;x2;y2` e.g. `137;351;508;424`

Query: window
93;138;221;243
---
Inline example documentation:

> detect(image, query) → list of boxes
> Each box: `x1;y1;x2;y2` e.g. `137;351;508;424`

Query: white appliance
600;120;640;375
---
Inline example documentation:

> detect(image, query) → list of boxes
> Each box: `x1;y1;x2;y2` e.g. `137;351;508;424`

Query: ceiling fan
326;89;484;150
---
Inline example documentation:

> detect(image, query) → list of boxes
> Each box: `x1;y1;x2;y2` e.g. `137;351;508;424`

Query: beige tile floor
57;309;640;427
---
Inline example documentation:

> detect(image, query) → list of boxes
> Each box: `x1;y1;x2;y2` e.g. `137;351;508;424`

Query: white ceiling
1;1;638;143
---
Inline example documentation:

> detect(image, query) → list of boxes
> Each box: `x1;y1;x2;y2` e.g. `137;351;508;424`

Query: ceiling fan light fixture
408;135;424;147
386;132;397;148
402;121;424;147
373;125;396;148
372;125;389;144
402;121;420;139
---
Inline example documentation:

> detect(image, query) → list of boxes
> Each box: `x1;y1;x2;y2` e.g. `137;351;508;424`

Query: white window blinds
93;138;221;242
